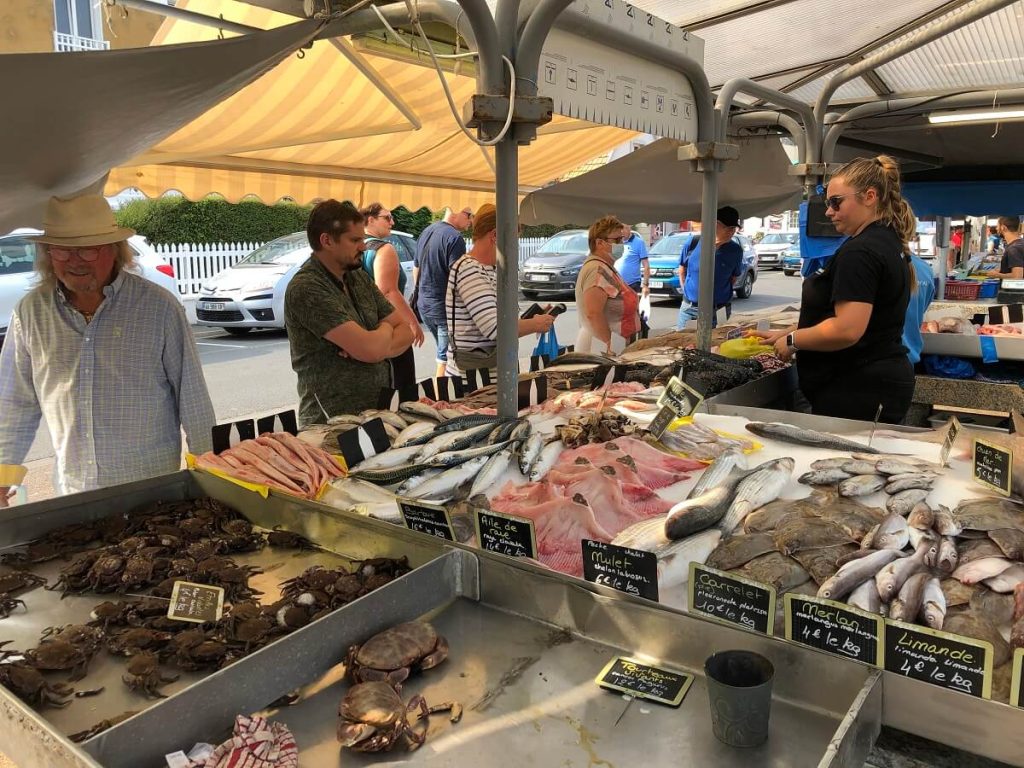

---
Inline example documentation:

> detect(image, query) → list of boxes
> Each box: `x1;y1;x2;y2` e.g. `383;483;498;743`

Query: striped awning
106;0;635;210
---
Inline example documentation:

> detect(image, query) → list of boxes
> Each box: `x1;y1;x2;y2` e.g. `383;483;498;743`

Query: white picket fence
156;237;551;297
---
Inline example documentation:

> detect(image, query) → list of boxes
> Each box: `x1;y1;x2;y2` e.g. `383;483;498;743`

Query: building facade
2;0;163;53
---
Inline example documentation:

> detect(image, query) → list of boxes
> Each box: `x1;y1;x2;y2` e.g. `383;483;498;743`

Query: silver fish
933;505;962;537
744;422;881;453
842;461;880;476
851;452;935;467
938;537;958;574
406;455;490;500
875;513;910;550
875;543;928;601
717;457;794;535
394;421;436;448
360;409;409;430
395;468;441;496
351;463;434;485
848;579;882;614
810;457;854;471
415;427;481;462
666;486;731;540
687;448;746;499
886;488;929;516
982;564;1024;593
428;440;515;468
906;502;934;530
907;526;939;556
322;477;399;507
952;556;1015;585
839;474;886;497
518;431;545;476
528;441;564;482
399;401;444;422
326;414;364;426
609;526;722;589
510;420;533;443
362;502;404;524
885;474;935;494
352;443;426;472
470;449;514;499
921;577;946;629
799;468;852;485
818;549;903;600
890;572;930;622
876;460;925;476
860;523;879;550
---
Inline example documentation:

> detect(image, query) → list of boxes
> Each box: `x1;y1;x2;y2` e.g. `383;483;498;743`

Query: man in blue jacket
903;254;936;365
676;207;744;329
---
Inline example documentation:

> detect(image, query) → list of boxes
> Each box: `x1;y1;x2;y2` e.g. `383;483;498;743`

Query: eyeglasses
48;245;108;262
602;236;626;244
461;210;474;218
377;213;394;222
825;194;854;211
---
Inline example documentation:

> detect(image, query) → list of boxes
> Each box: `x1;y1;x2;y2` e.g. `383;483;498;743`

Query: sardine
982;564;1024;594
952;556;1015;585
399;401;445;422
818;549;903;600
906;502;934;530
352;443;426;472
884;474;935;494
393;421;436;448
687;448;746;499
874;513;910;550
811;457;855;470
528;441;564;482
406;455;490;500
717;457;794;535
889;572;930;622
518;432;545;476
838;475;886;497
886;489;929;516
876;460;925;476
921;577;946;629
842;461;880;476
933;505;962;537
666;486;731;540
937;537;958;574
875;543;928;601
799;468;852;485
848;579;882;614
469;449;514;498
705;531;776;571
744;422;881;453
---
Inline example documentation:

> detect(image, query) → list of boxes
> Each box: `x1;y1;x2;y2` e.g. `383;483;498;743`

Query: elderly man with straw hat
0;194;215;505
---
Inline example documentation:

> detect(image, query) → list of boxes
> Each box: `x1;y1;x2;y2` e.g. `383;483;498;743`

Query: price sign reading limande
884;619;992;699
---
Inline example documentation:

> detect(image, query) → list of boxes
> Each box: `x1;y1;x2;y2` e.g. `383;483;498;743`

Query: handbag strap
448;256;466;352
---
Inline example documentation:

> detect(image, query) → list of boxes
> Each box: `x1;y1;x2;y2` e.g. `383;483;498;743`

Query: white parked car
195;230;417;335
0;229;179;348
754;231;800;270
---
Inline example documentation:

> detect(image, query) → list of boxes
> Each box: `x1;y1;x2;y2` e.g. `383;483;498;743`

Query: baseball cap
717;206;741;228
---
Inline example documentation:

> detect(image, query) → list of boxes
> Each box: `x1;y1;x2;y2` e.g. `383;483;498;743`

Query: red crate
943;281;982;300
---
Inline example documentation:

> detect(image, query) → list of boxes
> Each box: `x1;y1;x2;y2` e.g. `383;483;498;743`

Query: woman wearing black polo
762;155;917;423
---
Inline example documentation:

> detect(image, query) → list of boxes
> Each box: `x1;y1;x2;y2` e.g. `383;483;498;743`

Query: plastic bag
922;354;976;379
533;327;562;359
718;337;774;359
638;294;652;322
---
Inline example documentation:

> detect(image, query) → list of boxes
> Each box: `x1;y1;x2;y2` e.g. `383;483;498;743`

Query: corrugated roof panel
873;2;1024;93
620;0;768;27
786;76;878;104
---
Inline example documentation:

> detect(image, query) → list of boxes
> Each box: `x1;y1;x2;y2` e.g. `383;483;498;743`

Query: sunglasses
48;245;108;262
603;236;626;244
825;194;855;211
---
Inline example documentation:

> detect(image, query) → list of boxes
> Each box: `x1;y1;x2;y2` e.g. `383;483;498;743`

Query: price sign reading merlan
973;438;1012;496
168;581;224;624
884;619;992;699
399;499;455;541
596;656;693;707
475;510;537;559
785;594;884;667
688;563;775;635
582;539;658;601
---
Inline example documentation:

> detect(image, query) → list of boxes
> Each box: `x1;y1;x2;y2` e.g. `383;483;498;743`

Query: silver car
195;230;417;335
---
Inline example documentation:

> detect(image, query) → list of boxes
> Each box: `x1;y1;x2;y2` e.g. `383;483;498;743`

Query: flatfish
940;577;974;608
773;518;855;556
790;544;859;586
944;612;1011;666
732;551;811;593
811;492;885;540
988;528;1024;560
958;538;1007;565
969;586;1014;626
953;498;1024;532
742;499;815;534
705;532;777;572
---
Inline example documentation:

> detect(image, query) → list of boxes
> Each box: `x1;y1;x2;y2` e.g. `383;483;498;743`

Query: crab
49;551;103;596
337;681;461;752
185;539;227;562
223;615;277;652
345;621;449;685
85;554;127;593
0;661;77;707
120;556;156;590
174;637;232;671
122;652;179;698
69;710;139;743
221;533;266;554
106;628;173;657
1;540;67;565
266;528;318;551
24;638;95;681
0;593;26;619
0;570;47;596
89;600;132;629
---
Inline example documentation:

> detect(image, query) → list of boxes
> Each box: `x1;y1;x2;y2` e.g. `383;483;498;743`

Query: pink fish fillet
547;468;670;535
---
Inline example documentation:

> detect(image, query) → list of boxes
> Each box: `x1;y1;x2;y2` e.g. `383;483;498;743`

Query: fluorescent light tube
928;108;1024;124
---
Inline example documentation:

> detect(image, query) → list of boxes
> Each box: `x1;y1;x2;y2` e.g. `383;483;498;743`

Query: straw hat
32;194;135;247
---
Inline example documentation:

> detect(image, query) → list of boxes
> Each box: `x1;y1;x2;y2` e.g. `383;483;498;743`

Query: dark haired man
285;200;413;425
985;216;1023;280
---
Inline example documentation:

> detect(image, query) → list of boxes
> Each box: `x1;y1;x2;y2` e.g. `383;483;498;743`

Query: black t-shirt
797;222;910;387
1000;238;1024;274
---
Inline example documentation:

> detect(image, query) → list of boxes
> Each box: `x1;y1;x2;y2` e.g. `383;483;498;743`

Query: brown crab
345;621;449;685
24;639;95;681
69;710;139;743
85;554;127;593
122;652;179;698
106;628;173;657
1;540;67;565
120;556;156;590
267;528;318;551
0;661;77;707
0;593;27;618
0;570;46;596
337;681;461;752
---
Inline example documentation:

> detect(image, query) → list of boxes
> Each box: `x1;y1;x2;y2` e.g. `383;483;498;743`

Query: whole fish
839;474;886;498
717;457;794;535
932;505;962;537
842;461;880;476
321;477;399;512
921;577;946;629
744;422;881;454
848;579;882;614
851;452;935;467
360;409;409;431
399;401;445;422
509;420;533;444
937;537;958;574
952;556;1015;585
874;513;910;550
488;419;523;445
812;493;886;540
351;463;434;486
528;441;564;482
469;448;514;499
428;440;515;468
989;528;1024;560
705;531;776;571
742;498;815;534
941;577;975;608
886;489;929;516
906;502;934;530
982;564;1024;594
876;460;924;476
687;448;746;499
433;413;502;433
610;525;722;588
773;518;853;556
406;455;490;500
908;528;940;565
836;548;878;569
396;468;440;496
416;426;487;461
326;414;365;426
799;468;852;485
818;549;903;600
860;523;880;550
970;586;1015;625
952;498;1024;532
518;432;546;476
393;421;436;448
885;474;935;494
958;538;1005;565
889;572;930;622
732;551;811;593
811;457;854;471
791;544;858;586
352;444;426;472
665;486;731;540
875;543;928;601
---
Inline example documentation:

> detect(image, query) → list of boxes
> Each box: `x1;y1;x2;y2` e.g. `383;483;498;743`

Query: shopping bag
532;328;561;359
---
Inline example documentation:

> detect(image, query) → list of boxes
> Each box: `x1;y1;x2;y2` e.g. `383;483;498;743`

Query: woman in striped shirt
445;204;554;376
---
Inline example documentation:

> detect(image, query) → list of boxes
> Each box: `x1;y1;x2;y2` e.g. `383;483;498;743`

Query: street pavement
14;270;803;503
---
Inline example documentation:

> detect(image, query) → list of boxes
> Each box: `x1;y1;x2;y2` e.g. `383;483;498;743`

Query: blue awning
903;180;1024;217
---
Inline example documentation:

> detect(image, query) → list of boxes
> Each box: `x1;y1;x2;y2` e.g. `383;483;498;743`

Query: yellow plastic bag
719;337;773;359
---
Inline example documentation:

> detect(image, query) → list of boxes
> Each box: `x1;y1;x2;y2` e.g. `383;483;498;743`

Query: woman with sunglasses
759;155;917;423
575;215;641;354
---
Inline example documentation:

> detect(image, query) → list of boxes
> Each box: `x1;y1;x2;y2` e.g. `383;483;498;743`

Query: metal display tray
921;330;1024;361
0;472;882;767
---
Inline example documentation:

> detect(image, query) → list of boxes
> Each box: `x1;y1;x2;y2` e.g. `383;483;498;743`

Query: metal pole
729;111;807;163
715;78;818;162
696;128;720;351
495;141;520;418
935;215;950;297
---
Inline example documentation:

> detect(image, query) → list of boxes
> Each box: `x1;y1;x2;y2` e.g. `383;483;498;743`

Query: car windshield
761;233;798;245
0;237;37;277
537;232;588;255
650;233;693;256
236;232;310;266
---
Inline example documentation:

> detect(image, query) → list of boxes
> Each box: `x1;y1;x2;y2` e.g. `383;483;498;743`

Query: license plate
198;301;225;311
529;274;551;282
649;280;664;289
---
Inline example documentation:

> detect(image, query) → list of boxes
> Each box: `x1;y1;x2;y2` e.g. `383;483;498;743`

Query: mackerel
665;486;731;540
430;413;502;434
396;468;440;496
817;548;903;600
518;432;546;476
415;427;485;462
488;419;523;445
469;449;514;499
509;420;533;444
687;448;746;499
352;444;427;472
406;456;490;500
744;422;881;454
428;440;516;468
393;421;436;448
351;463;434;485
717;457;794;536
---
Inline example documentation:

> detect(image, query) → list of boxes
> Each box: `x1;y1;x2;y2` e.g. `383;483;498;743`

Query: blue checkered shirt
0;271;215;495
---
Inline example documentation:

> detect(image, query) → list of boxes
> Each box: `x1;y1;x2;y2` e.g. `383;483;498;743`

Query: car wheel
735;272;754;300
783;270;794;277
224;327;252;336
522;290;539;299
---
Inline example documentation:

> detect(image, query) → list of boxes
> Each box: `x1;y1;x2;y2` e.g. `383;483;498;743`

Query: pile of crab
337;620;461;752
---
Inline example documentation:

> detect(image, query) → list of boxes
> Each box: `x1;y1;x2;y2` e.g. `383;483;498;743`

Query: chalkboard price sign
475;510;538;559
688;563;775;635
399;499;455;541
657;376;704;419
168;581;224;624
648;405;676;440
582;539;658;601
884;619;992;699
596;656;693;707
1011;648;1024;708
973;438;1012;496
940;415;961;467
785;594;883;666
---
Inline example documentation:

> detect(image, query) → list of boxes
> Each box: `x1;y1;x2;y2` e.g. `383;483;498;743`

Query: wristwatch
786;332;798;350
